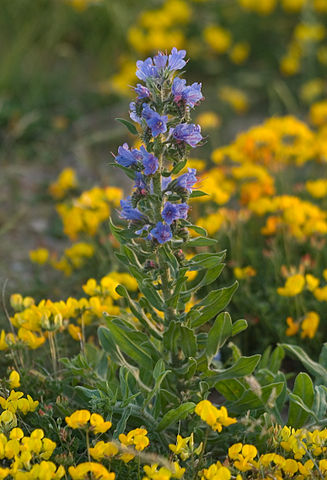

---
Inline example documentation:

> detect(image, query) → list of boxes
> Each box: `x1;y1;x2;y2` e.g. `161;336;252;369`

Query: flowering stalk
100;48;261;417
114;48;203;328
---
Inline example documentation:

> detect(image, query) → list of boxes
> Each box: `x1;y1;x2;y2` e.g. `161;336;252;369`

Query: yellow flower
29;248;49;265
90;413;112;434
69;462;115;480
8;371;20;389
18;328;46;350
201;462;231;479
314;285;327;301
195;400;236;432
68;324;82;341
229;42;250;64
286;317;299;336
65;410;91;429
119;428;149;455
305;274;319;291
301;311;319;339
306;179;327;198
0;331;8;351
282;458;298;476
49;168;78;199
89;441;118;461
234;266;256;280
203;25;232;53
218;86;249;114
310;100;327;127
0;410;17;430
277;274;305;297
196;112;221;130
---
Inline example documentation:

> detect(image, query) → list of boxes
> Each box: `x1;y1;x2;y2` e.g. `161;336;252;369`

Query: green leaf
313;385;327;420
288;372;314;428
186;224;208;236
190;282;238;328
270;346;285;374
206;312;232;361
103;322;154;367
205;355;261;385
231;319;248;336
156;402;195;432
190;190;209;198
215;378;246;402
116;117;138;135
163;321;197;357
280;344;327;384
319;344;327;369
171;159;187;174
185;237;218;248
229;382;284;412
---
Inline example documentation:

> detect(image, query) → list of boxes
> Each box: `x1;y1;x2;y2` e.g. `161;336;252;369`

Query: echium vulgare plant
98;48;262;430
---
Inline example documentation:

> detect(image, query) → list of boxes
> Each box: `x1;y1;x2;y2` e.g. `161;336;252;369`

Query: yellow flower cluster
281;21;326;76
195;400;237;432
30;243;95;276
1;271;137;351
50;242;95;276
65;410;112;434
128;0;190;55
69;462;115;480
200;426;327;479
0;390;39;418
48;168;78;200
0;426;64;480
218;86;249;114
143;462;185;480
197;116;327;242
56;185;122;240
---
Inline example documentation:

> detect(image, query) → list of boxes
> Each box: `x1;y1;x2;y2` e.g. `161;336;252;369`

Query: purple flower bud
142;104;168;137
168;48;186;71
172;77;187;103
151;222;172;244
162;176;172;191
140;145;159;175
176;202;189;219
134;172;147;190
172;123;202;147
154;52;168;69
134;84;150;99
129;102;141;124
120;197;145;221
176;168;198;192
116;143;139;167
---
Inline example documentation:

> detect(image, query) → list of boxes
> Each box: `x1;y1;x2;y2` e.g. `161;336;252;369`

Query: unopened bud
144;260;158;271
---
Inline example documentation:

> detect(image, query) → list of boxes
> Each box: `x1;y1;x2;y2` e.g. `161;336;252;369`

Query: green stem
152;153;176;324
86;429;91;462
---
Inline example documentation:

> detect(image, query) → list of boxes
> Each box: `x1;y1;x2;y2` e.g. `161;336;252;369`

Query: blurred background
1;0;327;292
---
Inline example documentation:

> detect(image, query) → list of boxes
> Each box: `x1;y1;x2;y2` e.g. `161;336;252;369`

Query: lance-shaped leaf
206;312;232;362
156;402;196;432
116;117;138;135
205;354;261;385
280;343;327;384
185;237;218;248
288;372;314;428
190;282;238;328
